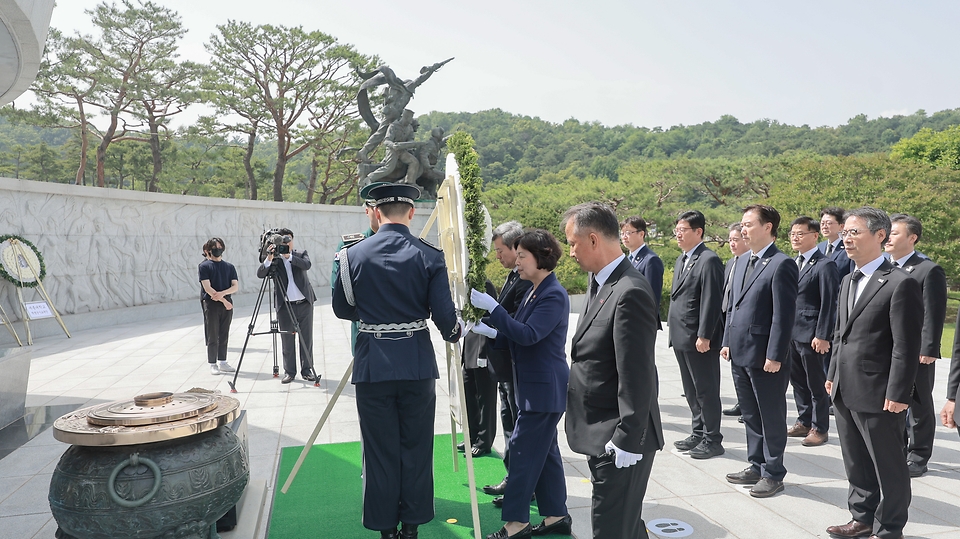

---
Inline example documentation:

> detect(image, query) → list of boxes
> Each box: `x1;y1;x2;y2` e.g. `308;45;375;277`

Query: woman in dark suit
470;229;571;539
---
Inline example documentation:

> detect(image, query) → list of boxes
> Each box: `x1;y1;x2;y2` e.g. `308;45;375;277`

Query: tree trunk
243;128;257;200
75;98;89;185
146;114;162;192
96;112;120;188
273;135;287;202
306;156;318;203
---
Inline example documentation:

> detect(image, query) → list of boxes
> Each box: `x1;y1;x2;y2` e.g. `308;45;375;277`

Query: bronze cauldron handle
107;453;162;508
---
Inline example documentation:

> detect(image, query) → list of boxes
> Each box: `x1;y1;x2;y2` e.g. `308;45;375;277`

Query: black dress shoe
531;514;572;536
907;461;928;478
483;478;508;495
749;477;784;498
302;372;318;382
726;467;761;485
281;374;294;384
399;523;418;539
380;528;399;539
471;446;491;457
737;416;744;423
673;434;702;451
457;442;466;452
722;403;741;416
486;524;532;539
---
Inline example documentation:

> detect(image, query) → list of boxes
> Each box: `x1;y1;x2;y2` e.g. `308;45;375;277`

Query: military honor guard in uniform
332;183;463;539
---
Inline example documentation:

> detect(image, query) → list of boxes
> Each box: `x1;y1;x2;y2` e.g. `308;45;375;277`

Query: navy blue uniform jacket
722;244;798;368
488;272;569;414
332;223;461;383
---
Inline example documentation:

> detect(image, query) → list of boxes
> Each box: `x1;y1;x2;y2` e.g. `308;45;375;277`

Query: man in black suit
721;223;750;419
480;221;533;500
825;207;922;539
668;210;725;459
940;308;960;437
720;204;797;498
563;202;663;539
461;280;499;458
819;207;854;279
258;228;318;384
621;215;664;329
885;214;947;478
786;216;839;447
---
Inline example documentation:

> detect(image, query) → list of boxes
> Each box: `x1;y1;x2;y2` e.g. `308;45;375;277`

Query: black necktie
848;270;864;314
892;260;900;268
679;254;688;273
826;243;835;256
797;254;805;268
741;254;758;290
589;275;599;303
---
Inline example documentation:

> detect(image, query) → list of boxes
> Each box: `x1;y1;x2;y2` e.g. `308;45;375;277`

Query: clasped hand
470;288;499;312
605;440;642;469
470;321;498;339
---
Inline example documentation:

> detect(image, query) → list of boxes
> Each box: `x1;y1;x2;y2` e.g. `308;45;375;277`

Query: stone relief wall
0;177;434;321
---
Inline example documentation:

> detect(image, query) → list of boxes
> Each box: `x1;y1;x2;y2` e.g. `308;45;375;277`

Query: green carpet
268;434;573;539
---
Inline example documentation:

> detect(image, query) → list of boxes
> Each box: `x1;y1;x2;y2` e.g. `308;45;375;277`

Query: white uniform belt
358;320;428;333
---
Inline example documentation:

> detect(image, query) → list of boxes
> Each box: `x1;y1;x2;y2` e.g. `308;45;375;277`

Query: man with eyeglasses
721;204;797;498
621;216;664;330
825;207;922;539
885;214;947;478
786;216;838;448
667;210;725;460
818;207;853;279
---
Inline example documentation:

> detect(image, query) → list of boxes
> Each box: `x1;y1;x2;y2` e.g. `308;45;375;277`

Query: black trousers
356;379;436;531
906;362;936;466
498;380;520;473
202;299;233;364
833;391;911;539
732;363;789;481
501;410;566;524
674;348;723;443
587;448;657;539
789;340;830;432
463;366;498;450
277;300;314;377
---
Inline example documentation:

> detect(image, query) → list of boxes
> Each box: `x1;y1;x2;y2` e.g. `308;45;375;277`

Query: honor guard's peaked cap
368;183;421;207
359;182;391;207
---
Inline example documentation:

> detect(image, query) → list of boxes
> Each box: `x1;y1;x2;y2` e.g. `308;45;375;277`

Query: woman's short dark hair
515;228;563;271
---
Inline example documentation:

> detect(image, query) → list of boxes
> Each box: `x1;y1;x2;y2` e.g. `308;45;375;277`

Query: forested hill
419;108;960;184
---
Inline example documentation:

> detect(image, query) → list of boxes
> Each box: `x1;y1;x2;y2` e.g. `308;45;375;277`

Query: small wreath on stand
0;235;46;288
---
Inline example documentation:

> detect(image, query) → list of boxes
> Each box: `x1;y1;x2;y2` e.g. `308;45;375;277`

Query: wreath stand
0;236;70;345
279;154;484;539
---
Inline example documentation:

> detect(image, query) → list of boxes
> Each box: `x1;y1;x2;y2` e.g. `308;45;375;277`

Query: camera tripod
227;259;320;392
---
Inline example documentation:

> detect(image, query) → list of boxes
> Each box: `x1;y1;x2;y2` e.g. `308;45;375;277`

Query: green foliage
449;132;487;322
891;125;960;169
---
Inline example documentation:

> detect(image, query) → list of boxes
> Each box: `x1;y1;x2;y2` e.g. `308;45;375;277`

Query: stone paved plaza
1;298;959;539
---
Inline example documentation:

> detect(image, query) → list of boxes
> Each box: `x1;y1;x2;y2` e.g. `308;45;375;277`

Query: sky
46;0;960;129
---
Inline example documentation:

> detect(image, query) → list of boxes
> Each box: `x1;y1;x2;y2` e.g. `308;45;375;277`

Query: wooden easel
6;238;70;345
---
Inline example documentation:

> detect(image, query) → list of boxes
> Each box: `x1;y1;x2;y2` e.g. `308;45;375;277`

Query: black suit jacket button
842;338;847;345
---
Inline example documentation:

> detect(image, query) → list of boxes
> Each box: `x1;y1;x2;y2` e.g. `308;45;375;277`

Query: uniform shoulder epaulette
341;233;366;248
419;237;442;251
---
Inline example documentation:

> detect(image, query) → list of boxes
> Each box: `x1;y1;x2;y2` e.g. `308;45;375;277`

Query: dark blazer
631;244;664;329
818;239;853;279
948;308;960;402
828;259;923;412
898;253;947;358
332;223;461;383
488;272;569;413
722;244;798;368
485;270;533;382
721;255;741;317
667;243;724;351
257;249;317;305
793;250;840;343
566;258;664;456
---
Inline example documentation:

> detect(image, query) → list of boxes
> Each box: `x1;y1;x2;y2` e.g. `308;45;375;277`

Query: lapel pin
878;278;886;284
906;267;915;272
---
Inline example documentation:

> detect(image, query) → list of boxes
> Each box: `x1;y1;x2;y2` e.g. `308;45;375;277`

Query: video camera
258;228;292;263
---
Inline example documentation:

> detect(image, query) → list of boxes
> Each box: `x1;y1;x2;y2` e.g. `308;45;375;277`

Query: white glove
471;321;498;339
470;288;499;312
605;440;642;469
463;319;476;335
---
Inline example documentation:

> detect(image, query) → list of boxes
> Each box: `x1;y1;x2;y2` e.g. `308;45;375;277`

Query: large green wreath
0;234;47;288
448;132;487;323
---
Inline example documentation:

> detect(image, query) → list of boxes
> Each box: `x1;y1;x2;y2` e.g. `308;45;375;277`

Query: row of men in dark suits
642;204;948;539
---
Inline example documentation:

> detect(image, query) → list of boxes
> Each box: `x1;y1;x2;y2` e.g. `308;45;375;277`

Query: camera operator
200;237;239;375
257;228;318;384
